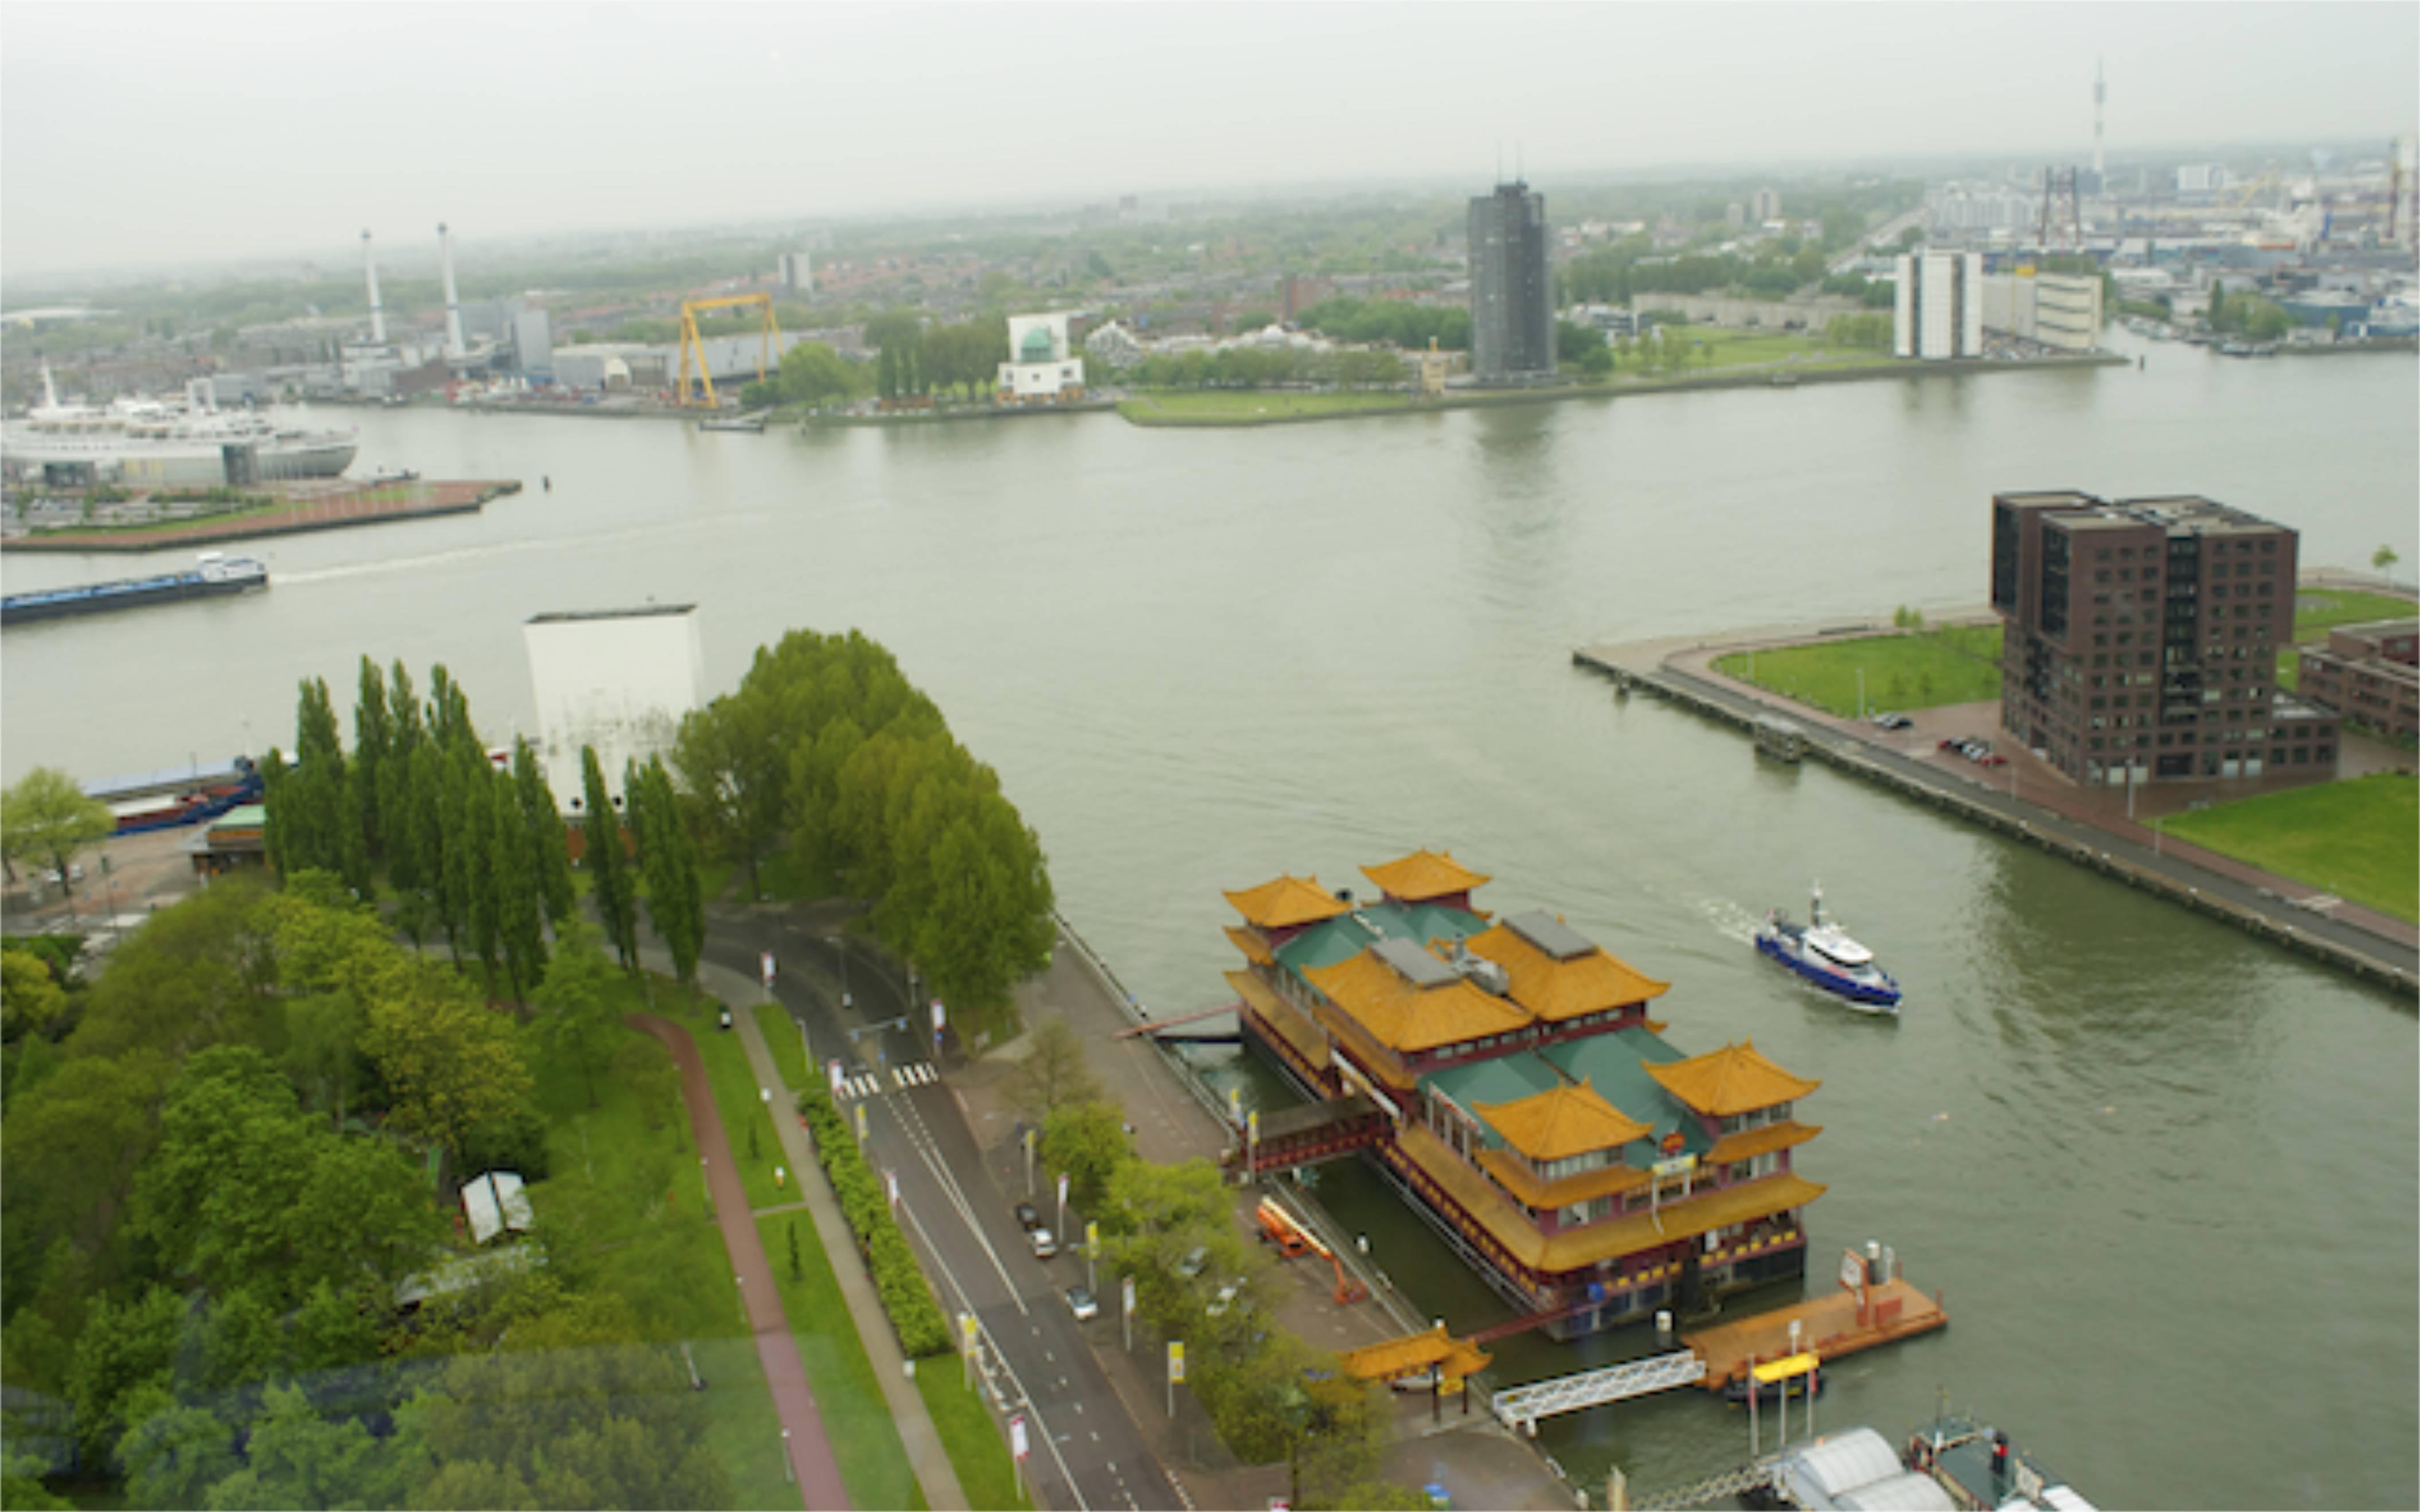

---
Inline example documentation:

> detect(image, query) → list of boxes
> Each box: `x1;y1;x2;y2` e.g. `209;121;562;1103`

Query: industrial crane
676;293;781;409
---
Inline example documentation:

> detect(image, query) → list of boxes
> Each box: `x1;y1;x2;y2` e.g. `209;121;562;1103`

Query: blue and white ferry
1756;883;1901;1012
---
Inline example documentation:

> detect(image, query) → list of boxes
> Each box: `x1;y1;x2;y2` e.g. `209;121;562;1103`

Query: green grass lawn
524;985;794;1509
915;1368;1022;1511
754;1214;927;1511
2153;773;2419;922
755;1002;814;1091
1119;389;1415;425
2279;590;2414;692
1679;328;1897;371
685;988;800;1212
1714;625;2004;716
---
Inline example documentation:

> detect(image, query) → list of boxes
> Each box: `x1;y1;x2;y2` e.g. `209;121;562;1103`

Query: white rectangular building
1980;271;2104;354
996;311;1086;404
522;605;703;814
1894;252;1983;359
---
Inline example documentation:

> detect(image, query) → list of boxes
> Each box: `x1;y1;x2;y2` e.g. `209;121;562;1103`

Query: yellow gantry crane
675;293;781;408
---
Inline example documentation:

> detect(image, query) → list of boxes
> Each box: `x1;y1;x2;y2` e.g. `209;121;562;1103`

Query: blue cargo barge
2;551;267;626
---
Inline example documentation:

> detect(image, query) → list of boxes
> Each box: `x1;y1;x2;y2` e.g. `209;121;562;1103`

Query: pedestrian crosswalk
832;1062;940;1101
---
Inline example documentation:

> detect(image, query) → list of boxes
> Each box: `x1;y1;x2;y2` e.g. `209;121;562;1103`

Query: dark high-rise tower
1468;181;1554;384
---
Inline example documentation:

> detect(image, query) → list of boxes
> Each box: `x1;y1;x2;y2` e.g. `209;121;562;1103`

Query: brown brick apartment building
2297;618;2419;743
1991;491;2338;786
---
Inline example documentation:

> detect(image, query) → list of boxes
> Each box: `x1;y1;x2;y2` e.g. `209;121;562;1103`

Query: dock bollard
1655;1310;1674;1349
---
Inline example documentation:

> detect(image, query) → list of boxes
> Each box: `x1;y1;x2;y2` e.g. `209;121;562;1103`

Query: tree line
1;872;730;1509
673;628;1054;1041
1004;1019;1425;1510
1117;345;1410;391
1293;297;1471;352
259;659;703;1004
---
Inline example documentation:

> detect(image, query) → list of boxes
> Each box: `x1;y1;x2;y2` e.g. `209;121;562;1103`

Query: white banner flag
1009;1415;1030;1462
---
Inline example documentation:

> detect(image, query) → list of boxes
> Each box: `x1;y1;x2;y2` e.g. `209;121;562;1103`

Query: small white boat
1756;882;1901;1012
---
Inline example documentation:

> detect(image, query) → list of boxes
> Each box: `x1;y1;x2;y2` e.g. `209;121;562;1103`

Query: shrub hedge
796;1085;951;1357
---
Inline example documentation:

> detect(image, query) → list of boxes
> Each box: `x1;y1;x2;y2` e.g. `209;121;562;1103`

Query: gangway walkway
1632;1457;1781;1510
1489;1349;1706;1433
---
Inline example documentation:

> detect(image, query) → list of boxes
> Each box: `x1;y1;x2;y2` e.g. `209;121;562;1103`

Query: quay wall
1571;648;2419;997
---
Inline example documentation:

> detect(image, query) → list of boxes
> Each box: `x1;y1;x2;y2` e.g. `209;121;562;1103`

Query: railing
1489;1350;1707;1433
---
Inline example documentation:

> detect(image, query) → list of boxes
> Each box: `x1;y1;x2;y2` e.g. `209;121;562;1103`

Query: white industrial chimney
439;222;466;360
2091;58;2106;181
362;229;387;344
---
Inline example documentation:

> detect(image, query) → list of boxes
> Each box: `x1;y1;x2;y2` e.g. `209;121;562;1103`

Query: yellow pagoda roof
1464;922;1670;1022
1645;1040;1820;1118
1223;874;1350;930
1223;926;1275;966
1477;1147;1652;1212
1360;849;1491;902
1473;1079;1651;1162
1703;1119;1821;1167
1303;950;1531;1054
1339;1324;1491;1384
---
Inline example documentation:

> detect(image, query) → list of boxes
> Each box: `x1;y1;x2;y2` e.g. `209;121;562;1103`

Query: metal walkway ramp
1632;1458;1780;1510
1489;1349;1706;1432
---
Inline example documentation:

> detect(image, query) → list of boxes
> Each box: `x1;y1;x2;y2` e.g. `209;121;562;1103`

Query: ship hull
2;571;266;626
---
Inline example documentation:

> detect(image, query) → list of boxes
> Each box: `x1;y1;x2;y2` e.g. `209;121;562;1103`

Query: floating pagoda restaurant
1224;849;1823;1341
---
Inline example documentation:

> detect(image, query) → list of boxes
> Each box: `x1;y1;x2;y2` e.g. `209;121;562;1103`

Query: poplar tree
352;657;390;863
630;758;702;992
581;747;638;972
489;768;546;1002
512;739;575;927
378;664;424;896
460;752;501;988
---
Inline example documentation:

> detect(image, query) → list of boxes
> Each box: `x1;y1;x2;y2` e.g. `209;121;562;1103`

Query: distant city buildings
1752;187;1782;222
1980;269;2104;353
996;312;1085;404
1991;491;2337;787
777;251;815;299
1467;180;1555;385
1893;252;1983;359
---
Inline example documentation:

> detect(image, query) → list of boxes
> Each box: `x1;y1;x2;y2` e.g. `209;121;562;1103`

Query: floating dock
1683;1274;1947;1392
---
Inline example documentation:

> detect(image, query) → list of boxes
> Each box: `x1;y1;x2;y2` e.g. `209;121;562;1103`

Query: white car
1029;1227;1058;1259
1065;1285;1099;1322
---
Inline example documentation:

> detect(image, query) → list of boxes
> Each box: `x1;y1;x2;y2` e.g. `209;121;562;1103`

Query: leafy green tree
352;656;392;861
776;340;857;409
533;922;623;1108
488;769;546;1002
580;747;638;971
130;1046;314;1294
2;946;69;1043
0;767;115;904
64;1284;183;1466
2374;544;2400;574
1004;1014;1101;1123
673;692;783;899
629;758;703;991
361;955;534;1178
202;1382;404;1511
1040;1099;1129;1214
1;1446;73;1511
114;1388;237;1512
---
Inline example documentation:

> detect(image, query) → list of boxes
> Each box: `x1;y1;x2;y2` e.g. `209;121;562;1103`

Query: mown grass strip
915;1368;1023;1511
1714;625;2004;716
754;1213;926;1511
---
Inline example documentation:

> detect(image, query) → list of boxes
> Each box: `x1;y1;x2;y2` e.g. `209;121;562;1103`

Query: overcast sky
4;2;2415;278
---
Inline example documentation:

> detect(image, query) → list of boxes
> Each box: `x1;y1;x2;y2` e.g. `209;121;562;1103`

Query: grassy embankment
1116;330;1906;426
2278;588;2417;692
1714;624;2003;716
751;1002;1022;1510
526;972;792;1509
2153;773;2419;923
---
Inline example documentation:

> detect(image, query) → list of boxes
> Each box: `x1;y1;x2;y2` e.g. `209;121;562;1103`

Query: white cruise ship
3;368;358;488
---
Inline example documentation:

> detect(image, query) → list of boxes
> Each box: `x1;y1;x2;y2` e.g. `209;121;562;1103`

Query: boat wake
275;520;732;586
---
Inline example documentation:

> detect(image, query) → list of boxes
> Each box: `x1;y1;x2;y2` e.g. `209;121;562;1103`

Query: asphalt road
701;914;1181;1512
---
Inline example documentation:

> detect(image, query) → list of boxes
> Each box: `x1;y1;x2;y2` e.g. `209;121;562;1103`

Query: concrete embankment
1571;644;2418;997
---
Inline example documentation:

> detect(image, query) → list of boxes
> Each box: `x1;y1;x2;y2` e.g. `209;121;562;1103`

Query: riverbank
1117;351;2129;428
1571;612;2419;996
2;479;519;553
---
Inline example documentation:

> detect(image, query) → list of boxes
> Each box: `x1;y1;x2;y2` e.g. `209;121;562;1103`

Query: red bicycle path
633;1012;851;1512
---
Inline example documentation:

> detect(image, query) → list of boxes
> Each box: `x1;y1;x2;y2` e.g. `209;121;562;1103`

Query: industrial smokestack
2092;58;2106;181
439;222;466;361
362;229;387;344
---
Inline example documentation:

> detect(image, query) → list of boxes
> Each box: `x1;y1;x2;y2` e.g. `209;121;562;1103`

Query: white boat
1755;882;1902;1012
3;366;358;488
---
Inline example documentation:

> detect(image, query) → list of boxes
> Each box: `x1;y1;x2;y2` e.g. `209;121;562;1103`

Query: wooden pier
1682;1275;1946;1392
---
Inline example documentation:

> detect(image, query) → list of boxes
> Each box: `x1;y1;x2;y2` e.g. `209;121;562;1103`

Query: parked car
1206;1281;1242;1317
1065;1285;1100;1322
1029;1226;1058;1259
1175;1245;1209;1279
1872;712;1914;730
1014;1202;1041;1231
1979;753;2009;768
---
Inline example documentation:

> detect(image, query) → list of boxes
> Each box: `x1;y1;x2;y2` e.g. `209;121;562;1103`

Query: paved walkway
639;945;970;1512
631;1012;849;1512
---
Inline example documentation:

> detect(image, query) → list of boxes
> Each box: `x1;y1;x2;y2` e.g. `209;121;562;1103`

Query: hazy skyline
4;2;2416;279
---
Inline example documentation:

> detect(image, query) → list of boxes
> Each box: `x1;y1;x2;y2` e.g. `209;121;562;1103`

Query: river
5;335;2415;1507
